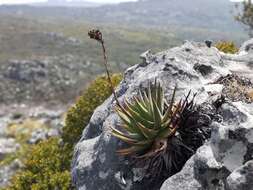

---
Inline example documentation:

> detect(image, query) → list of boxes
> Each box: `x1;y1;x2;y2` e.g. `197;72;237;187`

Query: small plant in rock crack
111;81;210;180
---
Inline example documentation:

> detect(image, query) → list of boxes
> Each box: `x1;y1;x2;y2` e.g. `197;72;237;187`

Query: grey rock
0;138;19;160
139;49;155;66
226;160;253;190
0;116;10;137
194;144;230;190
28;128;60;144
161;144;230;190
72;40;253;190
47;128;60;137
0;159;22;187
72;41;218;190
210;103;253;172
160;156;202;190
28;128;48;144
239;38;253;53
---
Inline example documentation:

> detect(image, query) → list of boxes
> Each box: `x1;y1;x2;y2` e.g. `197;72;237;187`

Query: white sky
0;0;138;5
0;0;244;5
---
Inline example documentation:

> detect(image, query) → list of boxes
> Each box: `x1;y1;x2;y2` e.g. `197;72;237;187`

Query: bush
215;41;239;54
7;74;122;190
62;74;122;149
7;138;71;190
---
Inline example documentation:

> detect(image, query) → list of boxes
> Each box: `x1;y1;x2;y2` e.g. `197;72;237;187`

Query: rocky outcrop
72;39;253;190
226;160;253;190
0;56;92;105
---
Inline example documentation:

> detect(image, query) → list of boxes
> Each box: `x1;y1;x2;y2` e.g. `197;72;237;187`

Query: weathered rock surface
239;38;253;53
72;40;253;190
160;155;201;190
211;103;253;172
226;160;253;190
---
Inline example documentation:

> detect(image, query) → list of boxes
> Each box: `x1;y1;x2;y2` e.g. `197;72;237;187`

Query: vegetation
7;138;71;190
112;81;210;179
0;14;180;66
111;81;179;156
215;41;239;54
62;74;122;150
7;74;122;190
235;0;253;37
0;120;49;167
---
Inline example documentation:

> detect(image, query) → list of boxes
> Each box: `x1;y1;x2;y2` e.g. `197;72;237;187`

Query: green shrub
215;41;239;54
7;74;122;190
7;138;71;190
62;74;122;149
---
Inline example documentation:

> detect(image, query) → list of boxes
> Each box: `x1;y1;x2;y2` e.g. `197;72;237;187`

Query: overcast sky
0;0;139;5
0;0;244;5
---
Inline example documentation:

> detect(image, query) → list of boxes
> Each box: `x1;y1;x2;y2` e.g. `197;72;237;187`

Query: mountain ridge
0;0;244;33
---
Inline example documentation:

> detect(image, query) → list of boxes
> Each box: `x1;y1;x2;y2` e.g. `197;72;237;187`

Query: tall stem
100;40;121;107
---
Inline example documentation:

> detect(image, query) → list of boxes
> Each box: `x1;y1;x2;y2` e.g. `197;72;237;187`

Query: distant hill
81;0;242;32
0;0;245;34
32;0;104;7
0;0;248;105
0;14;182;104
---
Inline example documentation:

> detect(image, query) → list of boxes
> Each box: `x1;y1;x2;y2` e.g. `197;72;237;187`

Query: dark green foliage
62;73;122;149
141;91;211;181
7;74;122;190
7;138;71;190
215;41;239;54
235;0;253;37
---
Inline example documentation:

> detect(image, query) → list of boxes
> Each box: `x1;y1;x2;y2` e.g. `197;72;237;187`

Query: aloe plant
111;81;184;157
111;81;209;179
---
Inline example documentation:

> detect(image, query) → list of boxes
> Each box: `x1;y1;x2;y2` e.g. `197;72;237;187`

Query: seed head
88;29;103;42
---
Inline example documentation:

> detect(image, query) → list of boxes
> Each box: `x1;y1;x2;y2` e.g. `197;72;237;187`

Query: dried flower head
88;29;103;42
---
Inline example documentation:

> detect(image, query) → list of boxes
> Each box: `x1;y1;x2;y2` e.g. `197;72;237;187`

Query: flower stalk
88;29;121;106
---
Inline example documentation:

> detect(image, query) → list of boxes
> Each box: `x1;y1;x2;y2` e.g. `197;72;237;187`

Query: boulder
160;156;202;190
72;40;253;190
210;102;253;172
226;160;253;190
